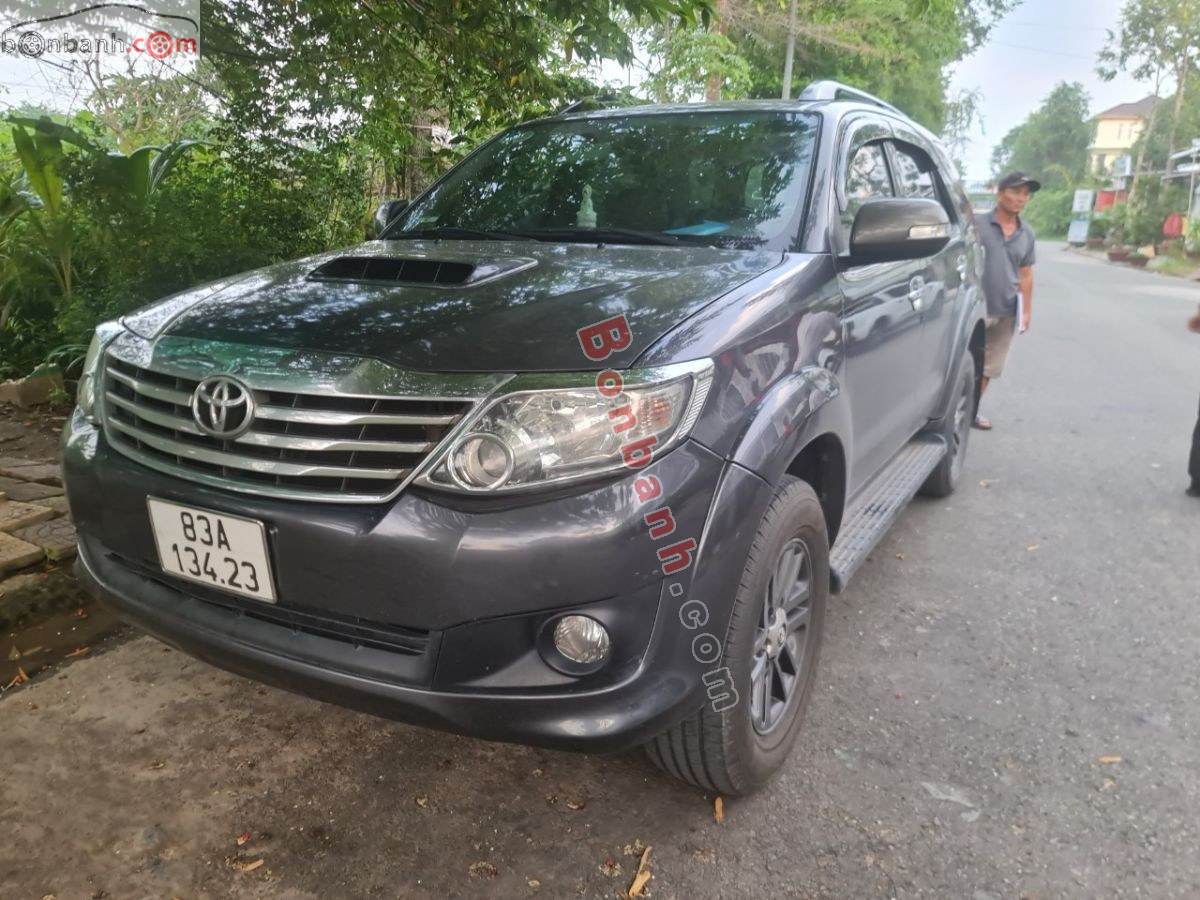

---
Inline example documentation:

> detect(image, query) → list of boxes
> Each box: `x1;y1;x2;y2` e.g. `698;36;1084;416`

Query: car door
834;123;927;493
887;135;966;419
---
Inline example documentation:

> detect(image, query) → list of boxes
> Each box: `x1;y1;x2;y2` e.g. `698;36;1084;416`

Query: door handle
907;275;925;309
956;253;968;280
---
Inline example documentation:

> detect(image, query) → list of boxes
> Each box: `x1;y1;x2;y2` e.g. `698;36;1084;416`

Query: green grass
1152;256;1200;278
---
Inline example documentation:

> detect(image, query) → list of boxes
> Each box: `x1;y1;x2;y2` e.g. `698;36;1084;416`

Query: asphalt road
3;244;1199;899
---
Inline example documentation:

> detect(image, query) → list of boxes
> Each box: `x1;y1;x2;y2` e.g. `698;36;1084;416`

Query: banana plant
0;173;32;332
4;115;209;324
8;115;207;204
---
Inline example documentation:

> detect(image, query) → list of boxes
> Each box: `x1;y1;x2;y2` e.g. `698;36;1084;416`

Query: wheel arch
727;367;851;545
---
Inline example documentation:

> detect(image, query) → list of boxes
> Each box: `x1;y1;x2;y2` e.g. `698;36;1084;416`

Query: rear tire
919;349;976;498
644;476;828;795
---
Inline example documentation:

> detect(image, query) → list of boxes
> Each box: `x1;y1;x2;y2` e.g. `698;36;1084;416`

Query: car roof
571;97;893;117
548;100;942;152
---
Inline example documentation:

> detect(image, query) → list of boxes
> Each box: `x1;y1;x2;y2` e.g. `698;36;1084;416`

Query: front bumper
65;411;775;752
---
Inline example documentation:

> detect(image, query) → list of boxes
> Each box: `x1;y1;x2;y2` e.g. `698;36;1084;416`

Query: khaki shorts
983;316;1016;379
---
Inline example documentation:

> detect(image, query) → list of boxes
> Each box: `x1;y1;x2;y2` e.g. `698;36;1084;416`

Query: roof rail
554;95;638;116
798;80;903;116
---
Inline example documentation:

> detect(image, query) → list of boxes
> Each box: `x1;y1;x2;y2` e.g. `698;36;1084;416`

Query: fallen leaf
236;831;250;846
75;607;88;618
622;839;646;856
599;857;622;877
565;799;586;811
1100;778;1116;791
895;553;904;560
7;645;20;661
1099;755;1122;765
1026;544;1039;552
531;767;544;777
468;860;498;879
65;646;90;658
713;796;724;824
233;858;264;873
527;879;541;889
150;762;165;770
415;796;428;808
625;846;653;898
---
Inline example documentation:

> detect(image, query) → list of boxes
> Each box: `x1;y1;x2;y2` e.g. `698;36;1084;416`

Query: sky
0;0;1156;187
948;0;1148;182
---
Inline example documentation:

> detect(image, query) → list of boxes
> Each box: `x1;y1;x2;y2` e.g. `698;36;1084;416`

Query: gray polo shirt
975;210;1036;318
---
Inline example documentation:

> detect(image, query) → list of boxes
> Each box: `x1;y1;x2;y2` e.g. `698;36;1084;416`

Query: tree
1099;0;1200;174
202;0;712;166
990;82;1092;190
643;0;1015;132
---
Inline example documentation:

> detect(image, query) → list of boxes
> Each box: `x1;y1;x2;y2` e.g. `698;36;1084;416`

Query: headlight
419;359;713;493
76;321;123;423
75;331;103;422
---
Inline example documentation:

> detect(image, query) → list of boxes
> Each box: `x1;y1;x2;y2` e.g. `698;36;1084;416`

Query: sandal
972;415;992;430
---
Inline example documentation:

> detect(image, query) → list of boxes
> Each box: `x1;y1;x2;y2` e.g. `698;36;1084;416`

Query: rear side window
842;141;893;230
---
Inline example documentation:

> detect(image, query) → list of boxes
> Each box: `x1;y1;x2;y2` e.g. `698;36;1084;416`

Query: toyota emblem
192;375;255;438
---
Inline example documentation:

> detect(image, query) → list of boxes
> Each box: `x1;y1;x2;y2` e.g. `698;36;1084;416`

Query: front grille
101;354;472;501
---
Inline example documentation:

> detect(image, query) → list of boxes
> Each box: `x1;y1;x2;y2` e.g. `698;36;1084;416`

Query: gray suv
64;80;985;794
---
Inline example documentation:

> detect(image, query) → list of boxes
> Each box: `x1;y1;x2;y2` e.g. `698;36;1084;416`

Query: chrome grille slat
254;405;459;427
106;418;406;480
105;390;204;435
104;391;434;455
106;366;194;405
100;350;476;502
236;431;434;455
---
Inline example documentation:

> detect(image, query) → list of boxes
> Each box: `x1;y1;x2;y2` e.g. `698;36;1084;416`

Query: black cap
997;172;1041;193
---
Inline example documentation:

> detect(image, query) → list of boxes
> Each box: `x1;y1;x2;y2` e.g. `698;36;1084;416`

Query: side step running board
829;435;947;593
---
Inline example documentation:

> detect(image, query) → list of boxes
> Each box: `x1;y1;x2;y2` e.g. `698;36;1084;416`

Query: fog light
553;615;611;665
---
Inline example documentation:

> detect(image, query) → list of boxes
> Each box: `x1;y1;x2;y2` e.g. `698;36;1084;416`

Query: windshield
390;110;819;250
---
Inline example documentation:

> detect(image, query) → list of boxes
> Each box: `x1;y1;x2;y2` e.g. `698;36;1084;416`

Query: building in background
1088;96;1156;178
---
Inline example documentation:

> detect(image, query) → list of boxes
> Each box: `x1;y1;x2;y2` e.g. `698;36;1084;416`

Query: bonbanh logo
0;1;201;60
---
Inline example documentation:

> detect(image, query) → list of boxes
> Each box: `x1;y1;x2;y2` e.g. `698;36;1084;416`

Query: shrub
1021;188;1072;236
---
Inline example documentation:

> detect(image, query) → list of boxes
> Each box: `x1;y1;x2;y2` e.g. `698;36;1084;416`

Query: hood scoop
307;254;537;288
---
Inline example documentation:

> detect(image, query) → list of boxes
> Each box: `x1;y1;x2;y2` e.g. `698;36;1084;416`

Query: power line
1002;21;1110;32
988;40;1097;62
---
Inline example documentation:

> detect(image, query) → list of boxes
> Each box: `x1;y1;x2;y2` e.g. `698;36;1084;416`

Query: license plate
147;498;276;603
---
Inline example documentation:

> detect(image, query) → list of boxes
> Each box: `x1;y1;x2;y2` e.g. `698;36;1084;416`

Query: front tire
919;349;976;498
644;476;828;795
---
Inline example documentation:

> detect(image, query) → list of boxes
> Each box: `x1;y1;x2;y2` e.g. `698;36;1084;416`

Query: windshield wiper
519;227;692;247
385;226;525;242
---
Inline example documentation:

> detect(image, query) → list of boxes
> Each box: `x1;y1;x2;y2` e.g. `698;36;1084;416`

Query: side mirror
847;197;952;266
373;199;409;237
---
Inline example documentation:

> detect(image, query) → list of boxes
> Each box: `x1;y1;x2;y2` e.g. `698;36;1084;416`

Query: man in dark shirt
1189;304;1200;498
973;172;1039;429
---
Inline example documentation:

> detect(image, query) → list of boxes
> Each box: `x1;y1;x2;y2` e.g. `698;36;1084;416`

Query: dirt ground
3;247;1200;898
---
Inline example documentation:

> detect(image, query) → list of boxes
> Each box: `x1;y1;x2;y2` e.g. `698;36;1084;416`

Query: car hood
127;240;784;372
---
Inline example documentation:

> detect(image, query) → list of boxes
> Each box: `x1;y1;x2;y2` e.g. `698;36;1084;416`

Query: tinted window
393;111;819;250
842;141;892;228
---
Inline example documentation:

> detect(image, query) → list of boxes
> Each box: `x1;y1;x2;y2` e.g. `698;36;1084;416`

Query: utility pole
782;0;798;99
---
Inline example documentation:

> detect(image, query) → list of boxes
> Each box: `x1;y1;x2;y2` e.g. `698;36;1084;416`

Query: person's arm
1018;265;1034;332
1017;233;1036;333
